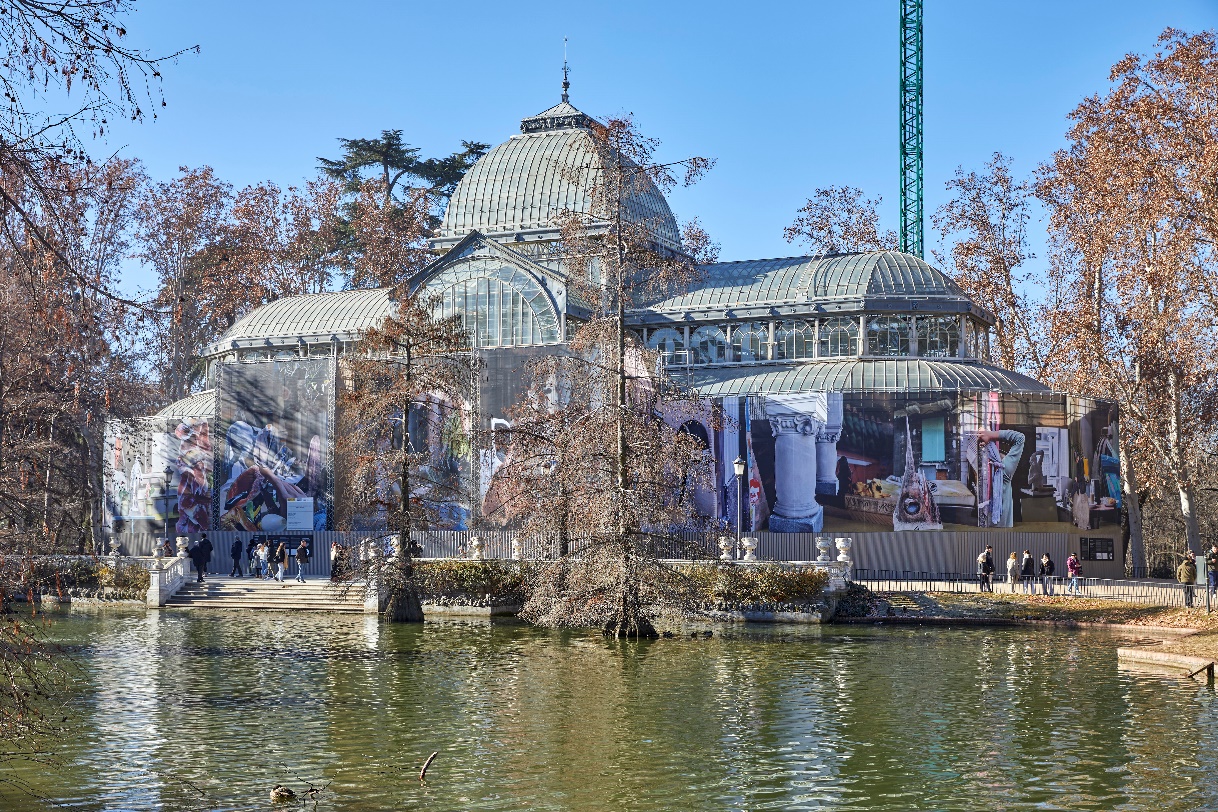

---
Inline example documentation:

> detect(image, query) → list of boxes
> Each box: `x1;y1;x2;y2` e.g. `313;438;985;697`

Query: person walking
187;541;206;582
1006;552;1019;593
1040;553;1055;595
976;545;995;593
295;539;310;583
1205;543;1218;601
229;538;244;577
1177;550;1198;608
199;533;214;577
246;538;258;577
274;541;288;583
258;542;271;579
1066;552;1083;596
1020;550;1036;594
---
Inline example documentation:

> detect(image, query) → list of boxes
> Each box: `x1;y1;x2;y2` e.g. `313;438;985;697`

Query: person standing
274;541;288;583
1006;552;1019;593
1040;553;1055;595
1206;543;1218;601
258;542;271;579
246;538;258;577
229;538;244;577
1066;552;1083;596
295;539;310;583
1020;550;1036;594
1177;550;1198;608
976;546;995;592
199;533;214;577
187;541;206;582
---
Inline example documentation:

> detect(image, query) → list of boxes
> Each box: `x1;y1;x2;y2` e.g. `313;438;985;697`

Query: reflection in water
5;613;1218;812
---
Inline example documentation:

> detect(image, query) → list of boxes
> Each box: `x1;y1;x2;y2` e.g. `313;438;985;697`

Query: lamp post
733;456;746;561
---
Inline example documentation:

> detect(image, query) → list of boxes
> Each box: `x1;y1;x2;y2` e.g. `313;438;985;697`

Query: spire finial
562;37;570;103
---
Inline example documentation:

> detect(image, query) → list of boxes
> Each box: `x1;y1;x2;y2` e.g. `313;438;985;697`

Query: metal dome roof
436;100;682;251
676;358;1048;397
204;288;393;357
156;389;215;418
642;251;976;314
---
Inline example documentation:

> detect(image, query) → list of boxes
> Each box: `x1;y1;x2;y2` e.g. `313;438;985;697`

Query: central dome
435;100;683;252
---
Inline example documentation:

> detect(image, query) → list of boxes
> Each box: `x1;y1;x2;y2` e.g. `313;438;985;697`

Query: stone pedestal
816;538;832;562
718;536;733;562
741;537;758;561
469;536;484;561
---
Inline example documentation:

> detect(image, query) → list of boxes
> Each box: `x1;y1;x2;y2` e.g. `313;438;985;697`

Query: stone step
165;577;364;612
164;603;364;613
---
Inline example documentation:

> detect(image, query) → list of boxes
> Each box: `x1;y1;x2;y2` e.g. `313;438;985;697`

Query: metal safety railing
851;569;1207;609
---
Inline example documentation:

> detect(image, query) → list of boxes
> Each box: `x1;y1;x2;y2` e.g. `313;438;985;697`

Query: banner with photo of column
216;358;332;532
740;391;1120;535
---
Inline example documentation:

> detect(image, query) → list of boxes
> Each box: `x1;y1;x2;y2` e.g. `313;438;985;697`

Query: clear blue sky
105;0;1217;294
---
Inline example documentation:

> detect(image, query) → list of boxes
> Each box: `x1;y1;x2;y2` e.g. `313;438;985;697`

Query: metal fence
852;568;1202;609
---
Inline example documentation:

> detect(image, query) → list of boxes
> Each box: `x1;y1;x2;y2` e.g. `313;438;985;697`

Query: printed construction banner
216;359;332;532
103;416;213;535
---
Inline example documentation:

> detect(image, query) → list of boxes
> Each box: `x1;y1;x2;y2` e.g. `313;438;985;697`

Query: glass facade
819;317;859;358
689;326;728;365
730;322;768;363
647;327;685;365
916;316;960;358
867;316;913;357
431;260;561;348
774;320;816;360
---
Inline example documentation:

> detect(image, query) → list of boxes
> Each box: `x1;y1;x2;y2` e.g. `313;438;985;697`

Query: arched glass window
774;320;815;360
818;316;859;358
964;320;978;358
427;260;561;348
916;316;960;358
730;322;768;363
866;315;912;356
689;326;728;365
646;328;686;366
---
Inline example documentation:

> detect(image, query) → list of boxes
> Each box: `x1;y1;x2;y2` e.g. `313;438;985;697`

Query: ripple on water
4;614;1218;812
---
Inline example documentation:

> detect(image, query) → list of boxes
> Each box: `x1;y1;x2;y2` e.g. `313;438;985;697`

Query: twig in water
419;751;439;782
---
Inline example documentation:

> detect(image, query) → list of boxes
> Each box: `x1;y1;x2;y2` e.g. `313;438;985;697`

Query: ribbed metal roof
676;359;1049;397
437;101;681;250
645;251;971;312
156;389;215;418
207;288;393;355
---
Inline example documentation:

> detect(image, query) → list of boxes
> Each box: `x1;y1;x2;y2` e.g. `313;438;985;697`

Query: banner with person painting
738;391;1120;535
103;416;213;535
215;359;332;532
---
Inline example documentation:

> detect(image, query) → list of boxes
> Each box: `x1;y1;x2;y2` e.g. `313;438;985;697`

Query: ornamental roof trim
155;389;216;419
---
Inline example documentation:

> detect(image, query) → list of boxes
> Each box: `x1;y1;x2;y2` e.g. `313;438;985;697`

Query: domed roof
639;251;977;315
436;99;682;251
203;288;393;358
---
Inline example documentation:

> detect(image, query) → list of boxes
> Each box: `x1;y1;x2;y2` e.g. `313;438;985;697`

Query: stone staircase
163;576;364;613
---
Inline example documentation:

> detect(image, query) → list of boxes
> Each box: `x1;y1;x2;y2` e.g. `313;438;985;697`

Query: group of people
182;533;311;584
976;545;1085;595
229;537;311;583
1175;543;1218;608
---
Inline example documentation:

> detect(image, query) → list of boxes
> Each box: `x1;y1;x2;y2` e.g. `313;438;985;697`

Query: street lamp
733;456;746;561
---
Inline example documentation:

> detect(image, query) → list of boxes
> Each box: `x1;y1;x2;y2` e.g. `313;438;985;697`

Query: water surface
4;610;1217;811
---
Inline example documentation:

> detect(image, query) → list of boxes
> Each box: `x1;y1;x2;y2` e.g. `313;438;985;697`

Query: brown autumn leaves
786;30;1218;564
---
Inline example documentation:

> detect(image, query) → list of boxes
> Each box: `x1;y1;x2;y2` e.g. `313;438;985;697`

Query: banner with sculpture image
216;359;332;532
742;392;1120;534
103;415;213;535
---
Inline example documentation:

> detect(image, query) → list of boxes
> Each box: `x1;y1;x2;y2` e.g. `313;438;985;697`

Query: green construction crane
899;0;923;258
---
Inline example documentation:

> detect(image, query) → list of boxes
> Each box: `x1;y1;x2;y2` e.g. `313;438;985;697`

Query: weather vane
562;37;570;103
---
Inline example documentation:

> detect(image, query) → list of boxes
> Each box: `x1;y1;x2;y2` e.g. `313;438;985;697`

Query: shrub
679;563;829;605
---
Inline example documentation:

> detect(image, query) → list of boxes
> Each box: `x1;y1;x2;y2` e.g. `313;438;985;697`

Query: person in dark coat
274;541;288;582
1040;553;1056;595
187;542;206;582
294;539;310;583
246;538;258;577
199;534;214;576
976;545;995;592
229;538;244;577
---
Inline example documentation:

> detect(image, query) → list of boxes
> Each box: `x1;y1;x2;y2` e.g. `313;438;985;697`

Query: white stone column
763;393;828;533
815;393;844;495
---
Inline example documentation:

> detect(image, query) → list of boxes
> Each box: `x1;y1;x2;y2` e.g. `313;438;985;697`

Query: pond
4;610;1218;811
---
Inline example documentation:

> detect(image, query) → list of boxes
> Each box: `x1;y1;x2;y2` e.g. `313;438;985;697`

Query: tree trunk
1118;435;1145;573
1179;484;1201;554
385;392;424;624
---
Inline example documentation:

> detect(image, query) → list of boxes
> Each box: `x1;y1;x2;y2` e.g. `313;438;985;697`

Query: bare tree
488;116;718;639
932;153;1047;376
335;291;474;622
784;186;898;254
1037;29;1218;555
